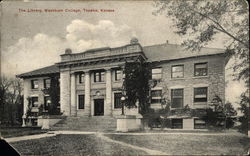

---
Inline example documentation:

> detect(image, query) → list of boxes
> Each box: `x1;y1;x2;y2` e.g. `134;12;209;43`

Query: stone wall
151;54;226;109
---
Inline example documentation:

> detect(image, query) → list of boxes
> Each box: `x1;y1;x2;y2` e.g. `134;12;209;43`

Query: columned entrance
94;99;104;116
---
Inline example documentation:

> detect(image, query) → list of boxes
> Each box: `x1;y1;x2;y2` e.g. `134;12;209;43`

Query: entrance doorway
94;99;104;116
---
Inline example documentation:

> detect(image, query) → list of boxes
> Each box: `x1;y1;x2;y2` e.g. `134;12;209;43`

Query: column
84;70;91;116
105;68;112;115
70;73;76;116
60;70;71;116
22;79;29;127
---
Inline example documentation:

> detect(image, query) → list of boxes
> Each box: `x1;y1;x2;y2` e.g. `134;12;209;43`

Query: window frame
114;92;122;109
171;88;184;108
79;73;85;84
151;67;162;80
31;97;38;107
193;87;208;103
78;94;85;109
114;69;122;81
43;78;51;89
31;79;39;89
171;65;184;78
151;89;162;104
194;62;208;77
44;96;51;111
194;119;206;129
171;119;183;129
94;70;105;82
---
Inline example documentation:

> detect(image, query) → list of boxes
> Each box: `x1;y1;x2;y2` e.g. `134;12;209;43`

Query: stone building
17;39;229;130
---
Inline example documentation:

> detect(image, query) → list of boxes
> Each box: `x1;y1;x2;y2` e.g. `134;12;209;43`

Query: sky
1;1;246;109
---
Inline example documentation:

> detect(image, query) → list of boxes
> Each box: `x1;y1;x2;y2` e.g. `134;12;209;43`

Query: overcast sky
1;1;245;108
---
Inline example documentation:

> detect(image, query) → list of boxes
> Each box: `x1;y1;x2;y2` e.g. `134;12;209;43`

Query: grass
11;134;147;156
106;133;250;155
0;127;48;138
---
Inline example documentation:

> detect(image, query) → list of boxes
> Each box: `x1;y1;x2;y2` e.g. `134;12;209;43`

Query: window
171;65;184;78
31;97;38;107
152;68;162;80
194;87;207;103
44;79;51;89
114;92;122;108
78;95;85;109
194;119;206;129
114;69;122;81
44;96;51;110
171;119;183;129
31;80;39;89
79;73;85;84
194;63;208;76
94;71;105;82
171;89;183;108
151;90;162;104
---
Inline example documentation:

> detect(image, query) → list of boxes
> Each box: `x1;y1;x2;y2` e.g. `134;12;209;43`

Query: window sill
93;82;105;84
194;102;207;105
192;76;209;79
31;88;39;91
170;78;185;80
114;108;122;110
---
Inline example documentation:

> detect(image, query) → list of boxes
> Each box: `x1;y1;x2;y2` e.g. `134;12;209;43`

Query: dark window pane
115;69;122;81
31;97;38;107
151;99;162;104
194;87;207;103
172;119;183;129
194;63;208;76
171;89;183;108
78;95;85;109
114;93;122;108
151;90;162;97
94;71;105;82
44;79;51;89
79;73;84;83
152;68;162;79
31;80;39;89
44;96;51;110
194;119;206;129
172;65;184;78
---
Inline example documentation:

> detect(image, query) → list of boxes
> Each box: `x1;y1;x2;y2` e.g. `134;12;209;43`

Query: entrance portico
58;40;146;117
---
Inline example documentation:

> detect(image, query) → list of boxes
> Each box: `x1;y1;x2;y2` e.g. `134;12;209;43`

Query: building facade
18;39;229;129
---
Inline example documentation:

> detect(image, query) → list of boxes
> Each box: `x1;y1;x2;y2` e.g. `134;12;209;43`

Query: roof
17;43;225;78
143;43;225;62
17;64;59;78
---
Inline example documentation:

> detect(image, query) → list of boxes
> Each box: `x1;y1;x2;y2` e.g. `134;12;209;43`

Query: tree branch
190;8;249;48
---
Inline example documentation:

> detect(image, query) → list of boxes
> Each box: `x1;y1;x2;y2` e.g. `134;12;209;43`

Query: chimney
65;48;72;54
130;37;139;44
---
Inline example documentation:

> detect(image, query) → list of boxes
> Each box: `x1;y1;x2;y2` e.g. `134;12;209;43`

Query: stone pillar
70;73;76;116
22;79;29;127
60;70;71;116
105;68;112;116
84;70;91;116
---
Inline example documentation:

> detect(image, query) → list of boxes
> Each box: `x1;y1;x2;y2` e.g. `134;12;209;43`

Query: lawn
10;134;147;156
0;127;48;138
106;133;250;155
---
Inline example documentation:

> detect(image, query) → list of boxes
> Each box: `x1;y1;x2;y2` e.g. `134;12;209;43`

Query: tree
0;76;12;123
0;76;23;125
153;0;249;131
41;75;60;115
238;90;250;133
123;61;151;115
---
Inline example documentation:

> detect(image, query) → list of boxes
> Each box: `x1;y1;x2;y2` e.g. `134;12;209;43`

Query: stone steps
51;116;117;131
